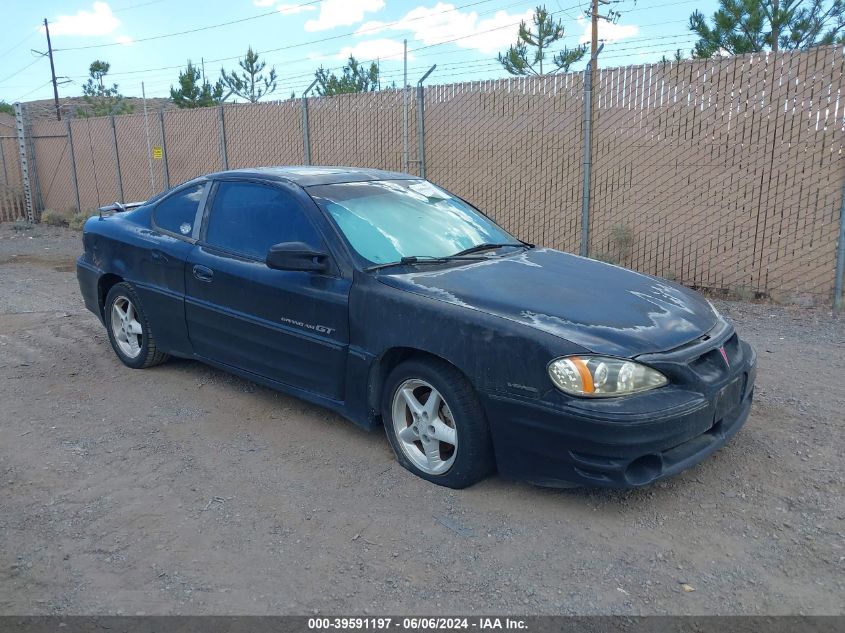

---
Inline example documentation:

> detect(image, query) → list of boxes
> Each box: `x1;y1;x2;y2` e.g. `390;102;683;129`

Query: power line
112;0;166;12
0;56;45;86
0;28;40;59
12;79;54;102
53;0;324;51
62;0;519;79
147;25;691;96
10;0;697;100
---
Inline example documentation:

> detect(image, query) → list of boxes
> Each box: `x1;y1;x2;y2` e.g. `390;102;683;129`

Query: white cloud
115;35;133;45
577;16;639;45
254;0;318;13
48;2;121;37
336;38;410;62
277;3;317;15
305;0;385;32
356;3;535;55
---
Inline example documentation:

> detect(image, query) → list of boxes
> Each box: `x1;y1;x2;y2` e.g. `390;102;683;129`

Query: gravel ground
0;224;843;616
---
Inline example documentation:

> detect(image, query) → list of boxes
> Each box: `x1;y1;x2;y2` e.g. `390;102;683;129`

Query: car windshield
307;179;520;265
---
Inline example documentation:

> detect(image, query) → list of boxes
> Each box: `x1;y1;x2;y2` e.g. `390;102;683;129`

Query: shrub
40;209;70;226
69;209;98;231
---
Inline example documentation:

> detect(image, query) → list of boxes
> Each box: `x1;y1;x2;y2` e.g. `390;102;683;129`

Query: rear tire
382;358;494;489
104;282;169;369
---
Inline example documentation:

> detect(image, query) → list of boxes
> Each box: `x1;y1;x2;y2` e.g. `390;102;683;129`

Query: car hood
376;248;718;357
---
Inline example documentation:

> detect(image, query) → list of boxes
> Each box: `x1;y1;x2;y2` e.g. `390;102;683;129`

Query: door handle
192;264;214;282
151;249;168;263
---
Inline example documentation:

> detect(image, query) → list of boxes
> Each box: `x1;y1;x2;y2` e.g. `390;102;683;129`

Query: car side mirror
266;242;330;273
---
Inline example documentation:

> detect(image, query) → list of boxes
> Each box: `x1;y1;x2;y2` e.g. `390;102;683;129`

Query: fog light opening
625;454;663;486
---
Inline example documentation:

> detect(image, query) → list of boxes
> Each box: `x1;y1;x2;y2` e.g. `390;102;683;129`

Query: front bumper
482;333;757;488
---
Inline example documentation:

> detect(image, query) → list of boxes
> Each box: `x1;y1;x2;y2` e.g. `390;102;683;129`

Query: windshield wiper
365;254;486;272
451;242;530;257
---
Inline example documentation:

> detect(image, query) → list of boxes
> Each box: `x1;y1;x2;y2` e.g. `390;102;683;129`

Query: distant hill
21;96;177;121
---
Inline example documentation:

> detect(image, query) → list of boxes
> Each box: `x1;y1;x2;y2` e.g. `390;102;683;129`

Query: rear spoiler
98;200;146;217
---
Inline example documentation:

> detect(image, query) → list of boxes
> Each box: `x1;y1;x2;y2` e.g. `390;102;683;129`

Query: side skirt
194;354;379;431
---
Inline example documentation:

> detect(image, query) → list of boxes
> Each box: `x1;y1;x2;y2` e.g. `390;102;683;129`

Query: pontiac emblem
718;346;730;368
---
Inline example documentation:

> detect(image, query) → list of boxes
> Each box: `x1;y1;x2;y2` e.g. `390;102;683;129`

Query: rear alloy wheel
382;358;494;488
104;282;169;369
110;295;143;359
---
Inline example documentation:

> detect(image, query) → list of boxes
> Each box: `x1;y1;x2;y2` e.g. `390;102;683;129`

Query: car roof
208;166;419;187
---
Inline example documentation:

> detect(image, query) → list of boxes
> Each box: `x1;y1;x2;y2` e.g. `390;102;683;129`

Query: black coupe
77;167;756;488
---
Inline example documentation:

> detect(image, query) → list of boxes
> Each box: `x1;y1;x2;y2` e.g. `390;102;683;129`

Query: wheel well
368;347;466;426
97;273;124;317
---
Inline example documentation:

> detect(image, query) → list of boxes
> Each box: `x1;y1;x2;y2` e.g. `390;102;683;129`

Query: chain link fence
0;114;25;222
5;46;845;305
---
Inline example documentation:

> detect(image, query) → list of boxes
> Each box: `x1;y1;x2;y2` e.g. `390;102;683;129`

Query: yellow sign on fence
152;146;163;160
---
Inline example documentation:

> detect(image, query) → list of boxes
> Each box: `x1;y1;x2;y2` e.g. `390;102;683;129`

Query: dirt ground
0;224;842;616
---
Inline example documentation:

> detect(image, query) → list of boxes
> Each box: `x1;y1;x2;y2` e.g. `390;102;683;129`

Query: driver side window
205;181;321;260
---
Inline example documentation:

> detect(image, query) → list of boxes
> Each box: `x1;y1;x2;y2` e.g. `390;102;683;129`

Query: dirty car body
77;167;756;488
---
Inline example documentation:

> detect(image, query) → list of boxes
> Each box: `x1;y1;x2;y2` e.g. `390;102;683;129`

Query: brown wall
15;47;845;302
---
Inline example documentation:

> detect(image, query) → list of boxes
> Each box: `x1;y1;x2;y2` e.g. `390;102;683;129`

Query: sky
0;0;719;104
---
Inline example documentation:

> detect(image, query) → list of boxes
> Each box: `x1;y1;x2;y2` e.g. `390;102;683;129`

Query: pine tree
498;6;586;75
171;62;224;108
689;0;845;57
314;56;379;96
77;60;133;117
219;47;278;103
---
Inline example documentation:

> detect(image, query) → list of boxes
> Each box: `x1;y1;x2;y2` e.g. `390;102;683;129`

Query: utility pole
590;0;599;88
43;18;61;121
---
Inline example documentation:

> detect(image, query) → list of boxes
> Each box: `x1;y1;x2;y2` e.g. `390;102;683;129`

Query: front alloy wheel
382;358;494;488
392;379;458;475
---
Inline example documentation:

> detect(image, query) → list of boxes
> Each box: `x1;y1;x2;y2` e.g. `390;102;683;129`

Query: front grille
689;346;729;382
687;332;739;383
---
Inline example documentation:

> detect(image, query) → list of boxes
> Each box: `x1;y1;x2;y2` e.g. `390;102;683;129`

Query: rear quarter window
153;184;204;236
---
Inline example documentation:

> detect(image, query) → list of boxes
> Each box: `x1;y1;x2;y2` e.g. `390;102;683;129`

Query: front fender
348;273;590;425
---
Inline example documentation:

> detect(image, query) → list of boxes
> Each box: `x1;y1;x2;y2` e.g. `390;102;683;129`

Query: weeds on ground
36;208;97;231
11;221;34;231
68;209;98;231
40;209;70;227
590;223;635;266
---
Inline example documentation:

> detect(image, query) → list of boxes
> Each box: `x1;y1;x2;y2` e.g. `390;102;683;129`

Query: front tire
104;282;169;369
382;358;494;489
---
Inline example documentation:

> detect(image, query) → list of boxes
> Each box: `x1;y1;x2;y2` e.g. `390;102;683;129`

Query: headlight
548;356;668;397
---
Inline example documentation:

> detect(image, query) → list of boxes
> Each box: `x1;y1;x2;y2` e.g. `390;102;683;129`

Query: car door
131;180;208;357
184;178;350;401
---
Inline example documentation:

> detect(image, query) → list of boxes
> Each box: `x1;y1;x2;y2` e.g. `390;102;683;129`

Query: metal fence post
580;43;603;258
13;103;34;223
0;136;8;186
158;110;170;190
217;105;229;170
403;39;409;173
109;115;124;203
66;119;81;213
834;171;845;311
416;65;436;179
301;78;319;165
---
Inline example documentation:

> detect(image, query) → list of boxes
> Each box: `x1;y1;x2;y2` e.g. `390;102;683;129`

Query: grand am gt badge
279;316;336;336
